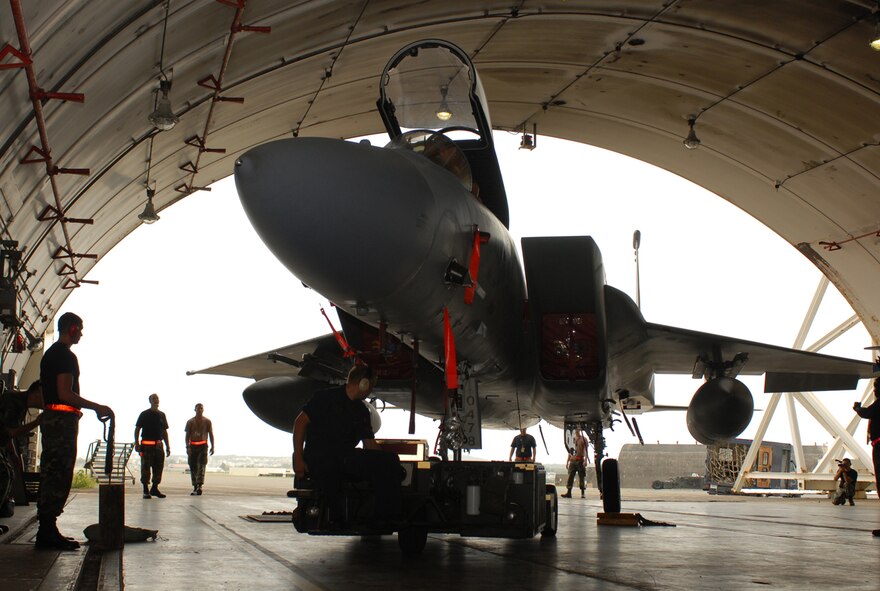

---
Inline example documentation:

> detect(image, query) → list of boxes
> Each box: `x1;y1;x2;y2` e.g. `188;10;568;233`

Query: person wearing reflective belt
135;394;170;499
509;428;537;462
184;403;214;495
38;312;114;551
853;377;880;536
562;430;588;499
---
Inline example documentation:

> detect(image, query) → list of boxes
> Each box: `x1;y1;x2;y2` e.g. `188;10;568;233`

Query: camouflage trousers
566;459;586;491
140;445;164;487
38;411;79;518
0;447;14;510
187;444;208;487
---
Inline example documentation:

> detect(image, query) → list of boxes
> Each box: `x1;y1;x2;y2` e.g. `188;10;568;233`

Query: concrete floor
2;470;880;590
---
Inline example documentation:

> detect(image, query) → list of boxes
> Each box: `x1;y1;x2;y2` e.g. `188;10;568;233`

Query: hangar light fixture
519;123;537;150
683;117;701;150
148;1;178;130
149;79;179;131
435;85;453;121
138;188;160;224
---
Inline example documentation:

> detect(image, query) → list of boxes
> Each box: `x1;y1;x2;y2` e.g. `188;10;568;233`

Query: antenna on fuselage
633;230;642;309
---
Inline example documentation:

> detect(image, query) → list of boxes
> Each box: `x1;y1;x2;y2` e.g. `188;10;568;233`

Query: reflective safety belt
190;440;208;445
140;440;158;445
45;403;83;417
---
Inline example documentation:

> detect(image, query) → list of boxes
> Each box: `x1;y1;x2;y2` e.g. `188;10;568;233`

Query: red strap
190;440;208;445
443;307;458;390
320;306;356;358
140;440;158;445
464;230;490;305
871;436;880;446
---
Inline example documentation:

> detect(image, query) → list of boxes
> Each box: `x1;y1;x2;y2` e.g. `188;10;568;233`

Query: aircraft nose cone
235;138;436;303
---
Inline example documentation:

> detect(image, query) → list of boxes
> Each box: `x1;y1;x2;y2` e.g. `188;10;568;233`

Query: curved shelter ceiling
1;0;879;378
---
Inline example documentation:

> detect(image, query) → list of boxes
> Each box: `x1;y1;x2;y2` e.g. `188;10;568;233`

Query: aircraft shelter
2;2;880;587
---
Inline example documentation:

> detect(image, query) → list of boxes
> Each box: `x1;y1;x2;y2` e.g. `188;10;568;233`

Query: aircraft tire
601;458;621;513
398;525;428;556
542;485;558;537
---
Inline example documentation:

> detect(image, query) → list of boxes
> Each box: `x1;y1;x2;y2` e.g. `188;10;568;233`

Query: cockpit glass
381;45;479;134
386;130;473;191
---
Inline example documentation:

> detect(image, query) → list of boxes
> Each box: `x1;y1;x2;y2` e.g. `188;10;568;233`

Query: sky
56;131;874;467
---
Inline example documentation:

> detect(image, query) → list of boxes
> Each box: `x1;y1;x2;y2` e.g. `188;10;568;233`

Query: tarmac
2;470;880;591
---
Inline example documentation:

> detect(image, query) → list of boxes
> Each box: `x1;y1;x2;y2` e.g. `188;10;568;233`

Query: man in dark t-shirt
38;312;113;551
509;428;537;462
135;393;170;499
293;365;401;524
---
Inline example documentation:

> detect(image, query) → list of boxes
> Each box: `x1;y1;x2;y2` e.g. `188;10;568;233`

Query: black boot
143;485;151;499
150;485;166;499
561;490;572;498
35;517;79;551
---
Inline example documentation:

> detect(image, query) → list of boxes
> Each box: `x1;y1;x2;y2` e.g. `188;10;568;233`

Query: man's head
149;393;159;409
195;403;204;416
520;428;527;435
57;312;83;345
346;365;376;400
839;458;852;469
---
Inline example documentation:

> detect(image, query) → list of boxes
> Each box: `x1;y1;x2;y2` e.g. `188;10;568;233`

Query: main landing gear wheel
398;525;428;556
601;458;621;514
542;485;558;537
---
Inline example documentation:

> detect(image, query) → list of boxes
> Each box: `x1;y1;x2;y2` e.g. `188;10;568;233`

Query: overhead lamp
519;123;537;150
149;79;179;131
436;85;453;121
683;117;701;150
138;188;160;224
148;1;177;130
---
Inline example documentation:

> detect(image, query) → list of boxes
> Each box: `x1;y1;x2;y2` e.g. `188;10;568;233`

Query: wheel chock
597;512;675;527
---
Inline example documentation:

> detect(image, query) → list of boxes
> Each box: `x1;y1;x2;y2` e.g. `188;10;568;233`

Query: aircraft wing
186;334;346;381
642;322;877;392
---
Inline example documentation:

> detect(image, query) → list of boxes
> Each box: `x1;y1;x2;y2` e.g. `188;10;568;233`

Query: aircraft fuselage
235;137;656;431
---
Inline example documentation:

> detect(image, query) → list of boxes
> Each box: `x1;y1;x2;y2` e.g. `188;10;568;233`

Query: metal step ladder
83;439;136;484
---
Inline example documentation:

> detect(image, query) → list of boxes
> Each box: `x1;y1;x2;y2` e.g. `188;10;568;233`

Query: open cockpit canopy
378;40;491;146
377;39;508;225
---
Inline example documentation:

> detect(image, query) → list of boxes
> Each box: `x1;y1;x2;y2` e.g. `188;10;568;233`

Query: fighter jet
191;40;876;496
